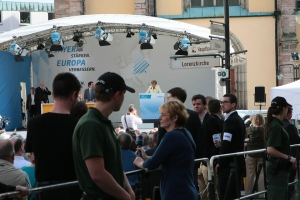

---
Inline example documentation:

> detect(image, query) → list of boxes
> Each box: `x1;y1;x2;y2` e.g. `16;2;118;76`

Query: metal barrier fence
0;145;299;200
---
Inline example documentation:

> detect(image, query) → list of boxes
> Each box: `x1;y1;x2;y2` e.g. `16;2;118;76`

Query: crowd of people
0;71;298;200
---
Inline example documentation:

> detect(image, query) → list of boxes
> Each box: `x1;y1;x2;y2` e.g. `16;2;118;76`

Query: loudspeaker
255;86;265;103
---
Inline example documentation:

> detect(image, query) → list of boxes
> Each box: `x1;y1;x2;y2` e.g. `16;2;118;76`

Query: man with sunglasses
215;94;245;200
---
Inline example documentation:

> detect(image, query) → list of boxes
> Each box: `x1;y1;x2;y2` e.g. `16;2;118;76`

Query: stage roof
0;14;212;51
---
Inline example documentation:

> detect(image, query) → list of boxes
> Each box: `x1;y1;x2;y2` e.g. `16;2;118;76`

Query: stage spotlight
174;37;190;55
291;52;299;60
139;30;155;50
73;31;84;51
50;31;63;51
37;43;45;50
94;27;113;46
126;29;135;38
9;42;24;62
45;48;54;58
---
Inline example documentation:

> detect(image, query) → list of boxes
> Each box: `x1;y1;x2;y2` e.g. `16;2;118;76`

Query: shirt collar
224;110;237;120
200;111;207;123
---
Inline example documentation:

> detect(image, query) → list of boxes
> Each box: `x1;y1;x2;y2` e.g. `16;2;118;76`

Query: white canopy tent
270;80;300;119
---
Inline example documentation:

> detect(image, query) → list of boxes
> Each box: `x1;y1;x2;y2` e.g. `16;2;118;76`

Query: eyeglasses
220;101;231;105
160;113;171;117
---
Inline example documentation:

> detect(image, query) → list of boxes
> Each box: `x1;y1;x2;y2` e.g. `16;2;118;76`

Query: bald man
35;81;51;115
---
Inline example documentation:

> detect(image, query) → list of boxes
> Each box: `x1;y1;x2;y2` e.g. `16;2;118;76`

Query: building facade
0;0;54;33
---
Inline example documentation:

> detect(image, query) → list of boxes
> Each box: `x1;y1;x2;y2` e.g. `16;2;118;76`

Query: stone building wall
278;0;299;85
54;0;83;18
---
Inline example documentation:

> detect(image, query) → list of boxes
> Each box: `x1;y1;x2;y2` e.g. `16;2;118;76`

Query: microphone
135;135;144;157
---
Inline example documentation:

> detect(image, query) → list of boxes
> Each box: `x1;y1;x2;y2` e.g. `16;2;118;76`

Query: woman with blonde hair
21;152;36;200
245;113;265;197
145;80;162;93
134;100;197;200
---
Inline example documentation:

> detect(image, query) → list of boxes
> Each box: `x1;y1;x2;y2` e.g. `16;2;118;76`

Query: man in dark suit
192;94;221;200
35;81;51;115
216;94;245;200
208;99;224;132
83;81;95;102
282;106;300;200
156;87;202;196
26;87;36;120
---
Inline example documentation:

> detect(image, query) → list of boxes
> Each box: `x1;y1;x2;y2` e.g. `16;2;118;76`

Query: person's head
118;133;132;150
126;128;136;140
208;99;221;115
151;80;157;88
286;106;293;120
27;152;35;164
206;96;215;105
159;100;189;131
88;81;94;89
115;126;122;134
52;72;82;108
10;137;23;155
0;140;14;163
30;87;35;94
252;114;265;127
221;94;237;113
166;87;187;103
128;104;135;113
40;81;45;88
151;131;159;147
191;94;207;115
264;96;291;140
71;101;88;119
140;132;149;146
94;72;135;111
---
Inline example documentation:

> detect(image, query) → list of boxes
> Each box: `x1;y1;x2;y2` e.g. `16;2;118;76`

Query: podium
41;102;95;114
139;93;165;120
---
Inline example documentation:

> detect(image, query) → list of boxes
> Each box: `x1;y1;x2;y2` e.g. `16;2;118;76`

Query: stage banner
139;93;165;120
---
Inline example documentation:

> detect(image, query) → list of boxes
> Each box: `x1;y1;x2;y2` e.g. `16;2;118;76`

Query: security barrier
0;145;299;200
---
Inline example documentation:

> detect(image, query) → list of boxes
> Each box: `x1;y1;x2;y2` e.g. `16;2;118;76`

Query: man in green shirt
73;72;135;200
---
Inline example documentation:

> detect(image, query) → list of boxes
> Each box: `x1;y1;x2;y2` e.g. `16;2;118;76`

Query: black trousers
217;166;241;200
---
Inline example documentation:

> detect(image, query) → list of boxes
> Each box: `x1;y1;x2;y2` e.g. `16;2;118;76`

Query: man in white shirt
26;87;36;119
10;137;30;169
121;105;143;130
0;140;31;189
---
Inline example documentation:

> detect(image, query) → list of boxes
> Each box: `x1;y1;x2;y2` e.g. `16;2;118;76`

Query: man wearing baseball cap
73;72;135;200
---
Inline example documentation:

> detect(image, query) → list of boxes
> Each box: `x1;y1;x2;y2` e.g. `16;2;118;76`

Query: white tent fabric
0;14;211;49
270;80;300;119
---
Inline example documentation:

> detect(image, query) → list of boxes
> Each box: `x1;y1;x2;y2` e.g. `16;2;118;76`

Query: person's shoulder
186;108;198;116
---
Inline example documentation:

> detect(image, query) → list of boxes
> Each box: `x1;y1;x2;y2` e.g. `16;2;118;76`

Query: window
203;0;214;7
191;0;201;7
216;0;240;6
20;12;30;24
48;13;55;20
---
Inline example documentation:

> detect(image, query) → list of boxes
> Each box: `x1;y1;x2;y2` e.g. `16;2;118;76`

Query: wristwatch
287;155;291;161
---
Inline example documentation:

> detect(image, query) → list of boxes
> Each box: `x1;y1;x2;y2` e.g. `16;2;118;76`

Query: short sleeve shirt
73;108;124;198
267;117;291;155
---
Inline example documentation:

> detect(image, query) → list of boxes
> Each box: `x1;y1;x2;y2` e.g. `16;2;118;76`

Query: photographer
265;96;297;200
121;105;142;131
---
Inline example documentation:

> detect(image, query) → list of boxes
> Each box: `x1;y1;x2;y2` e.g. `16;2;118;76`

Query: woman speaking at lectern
146;80;162;93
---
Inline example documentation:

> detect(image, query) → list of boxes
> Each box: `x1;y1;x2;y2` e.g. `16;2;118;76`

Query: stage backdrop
0;51;31;130
32;34;217;123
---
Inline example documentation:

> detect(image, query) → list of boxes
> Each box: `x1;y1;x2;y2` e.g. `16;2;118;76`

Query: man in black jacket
35;81;51;115
192;94;221;200
156;87;202;196
282;106;300;200
26;87;36;120
216;94;245;200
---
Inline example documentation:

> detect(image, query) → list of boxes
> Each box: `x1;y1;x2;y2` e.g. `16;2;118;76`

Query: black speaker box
255;86;265;103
